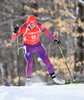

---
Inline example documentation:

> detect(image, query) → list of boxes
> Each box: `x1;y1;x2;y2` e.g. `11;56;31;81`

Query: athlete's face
28;24;36;29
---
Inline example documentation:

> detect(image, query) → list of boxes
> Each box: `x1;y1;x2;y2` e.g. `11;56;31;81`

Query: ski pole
16;24;20;86
57;39;74;82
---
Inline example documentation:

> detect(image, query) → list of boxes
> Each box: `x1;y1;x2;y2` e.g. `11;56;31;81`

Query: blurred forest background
0;0;84;86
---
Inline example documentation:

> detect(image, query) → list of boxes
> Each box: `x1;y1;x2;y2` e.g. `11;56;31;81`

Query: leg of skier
34;42;65;84
24;53;33;86
23;43;33;86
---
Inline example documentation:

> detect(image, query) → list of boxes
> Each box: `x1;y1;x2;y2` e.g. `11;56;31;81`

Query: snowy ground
0;83;84;100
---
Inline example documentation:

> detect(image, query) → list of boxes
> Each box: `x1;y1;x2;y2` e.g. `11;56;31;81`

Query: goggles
28;24;36;27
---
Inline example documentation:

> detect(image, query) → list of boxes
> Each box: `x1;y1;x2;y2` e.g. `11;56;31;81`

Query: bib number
31;35;36;39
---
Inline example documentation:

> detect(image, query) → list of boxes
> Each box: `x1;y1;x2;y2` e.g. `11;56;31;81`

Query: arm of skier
37;22;56;41
37;22;61;44
45;30;61;44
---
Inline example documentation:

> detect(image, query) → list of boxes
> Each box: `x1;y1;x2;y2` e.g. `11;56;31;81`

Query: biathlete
12;15;65;85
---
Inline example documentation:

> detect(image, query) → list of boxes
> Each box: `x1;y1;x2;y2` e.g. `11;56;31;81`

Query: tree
0;0;84;85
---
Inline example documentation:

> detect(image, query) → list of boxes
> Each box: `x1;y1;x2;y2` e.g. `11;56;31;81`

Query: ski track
0;83;84;100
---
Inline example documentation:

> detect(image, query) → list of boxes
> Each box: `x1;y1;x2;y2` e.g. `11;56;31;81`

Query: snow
0;83;84;100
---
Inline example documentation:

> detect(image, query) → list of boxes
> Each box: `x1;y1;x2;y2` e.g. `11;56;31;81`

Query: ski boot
50;73;65;85
25;77;31;86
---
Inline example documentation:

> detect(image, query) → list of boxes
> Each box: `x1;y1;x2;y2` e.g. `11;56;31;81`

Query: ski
51;81;84;85
63;81;84;85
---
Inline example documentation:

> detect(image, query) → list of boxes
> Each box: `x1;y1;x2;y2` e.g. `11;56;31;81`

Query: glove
54;39;61;44
13;24;19;34
12;24;19;40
